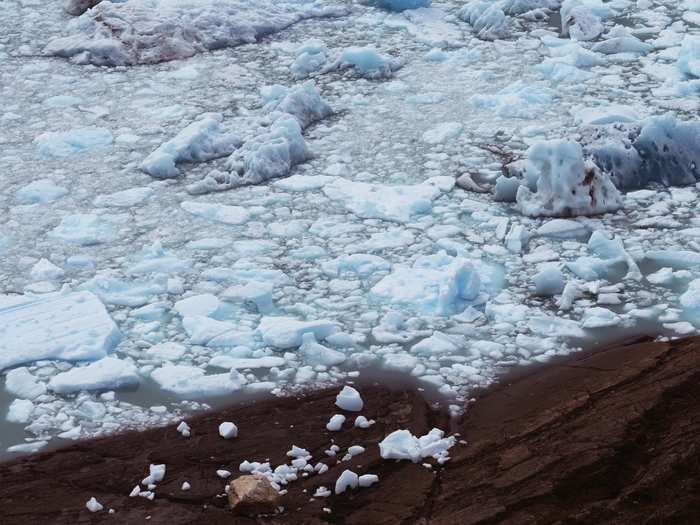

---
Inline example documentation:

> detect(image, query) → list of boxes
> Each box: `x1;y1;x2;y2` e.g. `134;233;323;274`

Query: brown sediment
1;336;699;524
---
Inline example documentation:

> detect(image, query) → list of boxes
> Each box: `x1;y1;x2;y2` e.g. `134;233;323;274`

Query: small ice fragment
219;422;238;439
177;421;191;438
358;474;379;488
85;497;103;512
335;470;359;494
326;414;346;432
181;481;191;491
335;386;363;412
354;416;373;428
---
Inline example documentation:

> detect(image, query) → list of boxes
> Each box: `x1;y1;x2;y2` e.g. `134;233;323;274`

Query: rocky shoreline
1;335;699;524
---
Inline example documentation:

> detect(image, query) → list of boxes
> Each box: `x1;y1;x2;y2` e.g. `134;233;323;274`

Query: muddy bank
1;336;699;524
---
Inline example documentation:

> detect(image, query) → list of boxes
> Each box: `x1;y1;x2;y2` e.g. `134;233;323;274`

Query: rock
227;475;279;516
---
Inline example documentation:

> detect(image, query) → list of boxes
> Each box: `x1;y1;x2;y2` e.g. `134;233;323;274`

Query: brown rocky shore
1;335;699;524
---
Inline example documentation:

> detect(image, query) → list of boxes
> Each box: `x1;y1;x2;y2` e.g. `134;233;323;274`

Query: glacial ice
140;113;241;179
515;140;622;217
257;317;339;349
15;179;68;204
151;365;246;397
46;0;347;66
370;252;482;316
322;176;454;223
458;1;510;41
35;127;113;158
364;0;431;11
48;356;139;394
0;292;121;371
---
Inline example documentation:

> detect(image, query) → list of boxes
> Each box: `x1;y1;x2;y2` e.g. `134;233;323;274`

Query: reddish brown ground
1;336;699;524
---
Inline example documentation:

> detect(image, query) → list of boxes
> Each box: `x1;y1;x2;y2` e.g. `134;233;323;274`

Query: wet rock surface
1;336;699;524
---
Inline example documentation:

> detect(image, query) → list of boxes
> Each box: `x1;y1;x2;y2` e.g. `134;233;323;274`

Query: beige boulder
227;474;280;516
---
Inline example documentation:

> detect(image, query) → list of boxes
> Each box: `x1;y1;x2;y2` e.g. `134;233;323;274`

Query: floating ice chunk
46;0;347;66
321;254;390;278
7;399;34;423
581;307;621;328
263;81;332;129
219;421;238;439
0;291;121;370
663;322;696;335
335;386;363;412
494;175;520;202
323;176;454;223
80;272;167;307
529;315;586;338
299;333;346;366
573;105;639;126
370;252;481;315
176;421;191;437
458;1;510;40
30;259;65;281
174;294;219;317
411;332;459;355
273;174;335;192
470;81;553;119
291;40;328;79
560;0;603;41
146;342;187;361
94;187;154;208
335;469;359;494
49;213;116;245
379;428;455;462
7;441;48;454
151;365;246;397
15;179;68;204
645;251;700;270
141;114;240;179
221;115;310;189
326;414;346;431
324;47;398;78
257;317;339;349
48;356;139;394
633;117;700;188
208;356;286;370
4;368;46;400
587;231;642;281
35;127;113;158
372;311;431;344
515;140;621;217
505;224;528;253
126;242;190;276
222;281;275;313
680;278;700;310
85;497;103;513
182;316;256;348
533;263;564;296
365;0;431;11
180;201;250;225
422;122;462;144
537;219;588;238
503;0;558;15
677;35;700;79
592;36;652;55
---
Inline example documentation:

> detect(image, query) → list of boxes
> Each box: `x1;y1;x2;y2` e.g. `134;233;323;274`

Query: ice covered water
2;0;700;455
